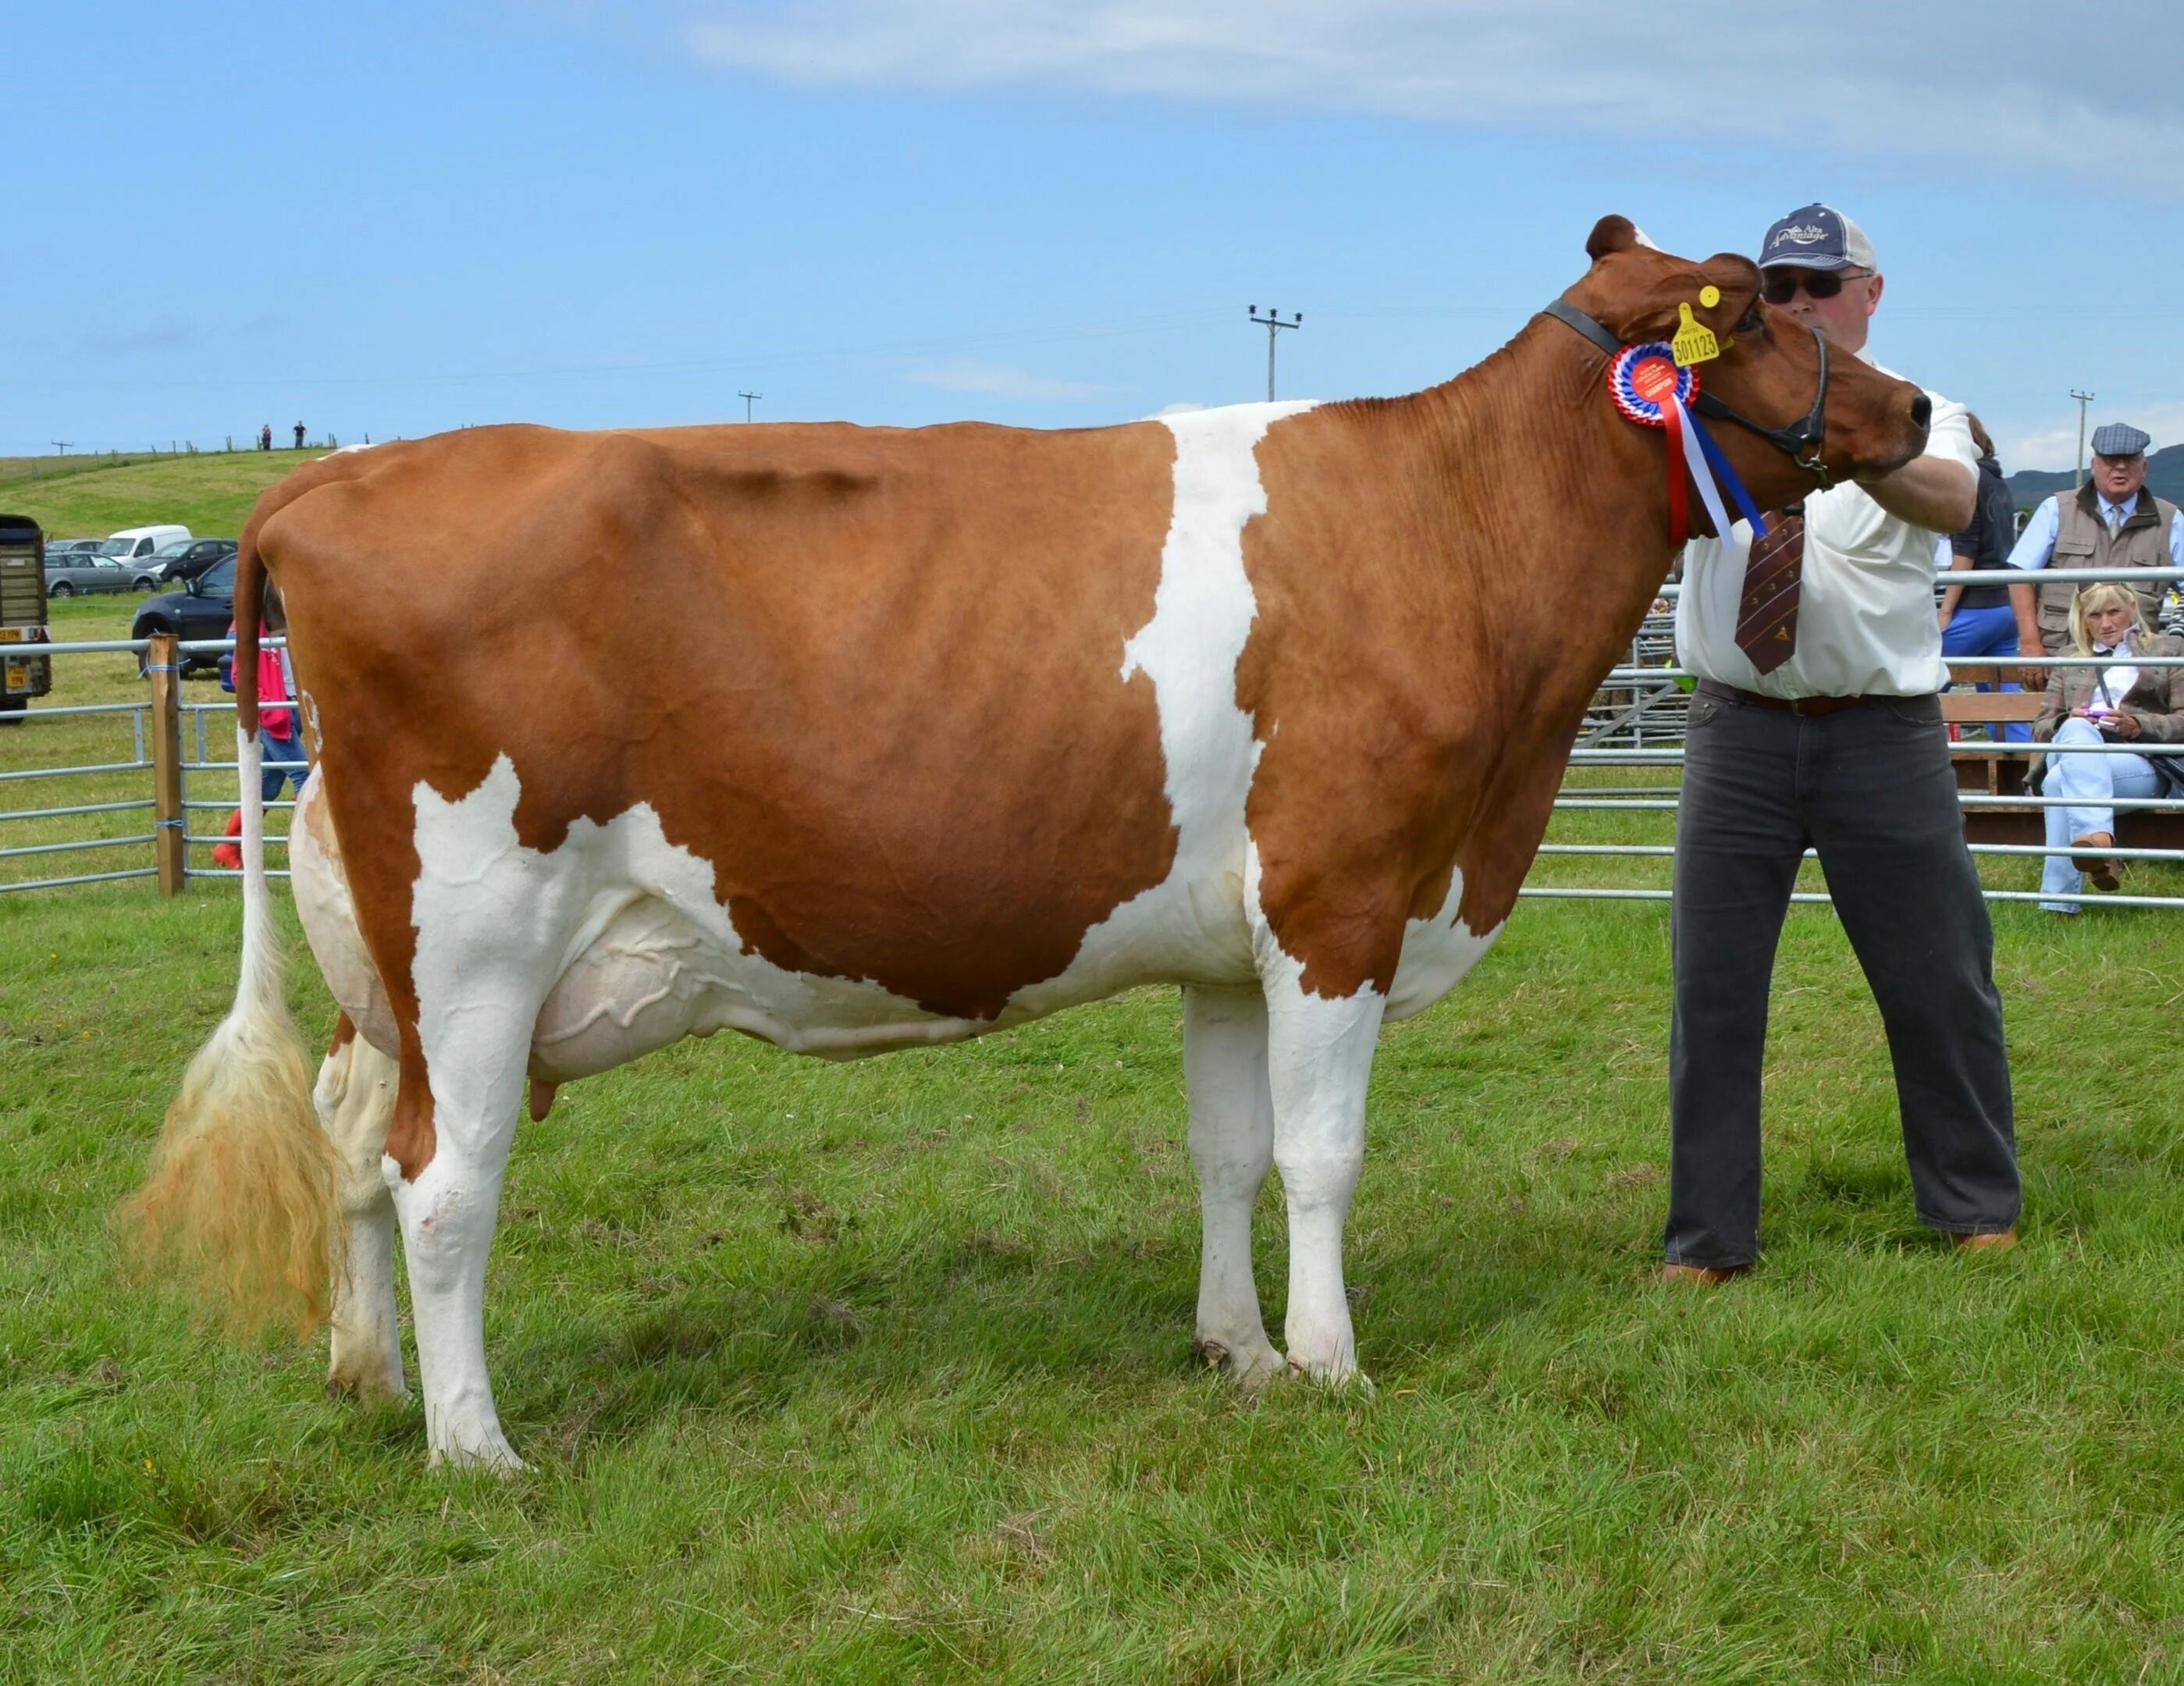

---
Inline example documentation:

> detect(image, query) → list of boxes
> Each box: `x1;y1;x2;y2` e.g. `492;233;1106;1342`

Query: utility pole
49;440;71;458
2072;389;2096;489
1247;306;1302;403
738;391;763;423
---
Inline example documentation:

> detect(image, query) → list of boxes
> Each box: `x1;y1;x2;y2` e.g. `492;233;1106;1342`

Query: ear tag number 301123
1672;296;1721;368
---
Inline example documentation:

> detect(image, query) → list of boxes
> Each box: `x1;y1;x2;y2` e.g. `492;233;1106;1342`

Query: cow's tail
122;518;343;1339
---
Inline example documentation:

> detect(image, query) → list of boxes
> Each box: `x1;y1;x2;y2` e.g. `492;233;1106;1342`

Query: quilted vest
2036;482;2179;652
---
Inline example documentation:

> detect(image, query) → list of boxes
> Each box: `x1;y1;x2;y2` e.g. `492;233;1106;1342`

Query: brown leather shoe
1661;1261;1749;1285
1954;1229;2017;1253
2070;834;2121;889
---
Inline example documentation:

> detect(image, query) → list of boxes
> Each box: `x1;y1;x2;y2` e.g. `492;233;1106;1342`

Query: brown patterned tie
1735;509;1804;675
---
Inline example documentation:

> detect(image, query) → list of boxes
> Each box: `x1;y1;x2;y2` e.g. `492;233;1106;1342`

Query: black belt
1696;679;1887;718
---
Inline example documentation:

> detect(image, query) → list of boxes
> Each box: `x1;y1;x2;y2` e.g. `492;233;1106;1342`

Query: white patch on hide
1009;400;1317;1012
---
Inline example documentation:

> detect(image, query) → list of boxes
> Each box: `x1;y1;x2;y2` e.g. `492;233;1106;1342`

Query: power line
1247;306;1303;402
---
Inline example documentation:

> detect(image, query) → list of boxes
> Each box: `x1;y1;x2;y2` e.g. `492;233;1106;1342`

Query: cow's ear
1586;215;1640;261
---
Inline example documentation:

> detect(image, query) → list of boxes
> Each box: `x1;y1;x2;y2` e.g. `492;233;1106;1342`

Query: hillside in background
2007;443;2184;511
0;450;324;540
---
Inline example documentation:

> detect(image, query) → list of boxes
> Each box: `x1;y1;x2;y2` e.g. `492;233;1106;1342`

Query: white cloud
2000;402;2184;475
671;1;2184;181
1151;401;1208;416
897;357;1125;400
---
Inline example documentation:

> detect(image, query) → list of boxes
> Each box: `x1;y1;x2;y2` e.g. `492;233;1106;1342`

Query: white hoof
1196;1336;1287;1391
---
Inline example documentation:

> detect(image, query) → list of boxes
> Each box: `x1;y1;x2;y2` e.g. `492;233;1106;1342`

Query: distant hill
2007;443;2184;512
0;451;322;540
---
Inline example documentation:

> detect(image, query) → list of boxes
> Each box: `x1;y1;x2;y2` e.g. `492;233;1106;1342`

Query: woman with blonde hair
2033;582;2184;908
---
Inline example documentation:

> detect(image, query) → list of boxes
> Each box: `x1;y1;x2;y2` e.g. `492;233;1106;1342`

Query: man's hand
2019;666;2049;692
1859;456;1976;532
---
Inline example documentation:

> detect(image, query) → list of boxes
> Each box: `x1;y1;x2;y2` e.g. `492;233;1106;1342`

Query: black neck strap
1539;297;1834;486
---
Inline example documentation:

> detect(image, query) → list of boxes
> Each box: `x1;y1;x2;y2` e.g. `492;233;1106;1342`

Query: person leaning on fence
1937;413;2035;742
1666;201;2021;1283
2031;582;2184;910
2008;423;2182;655
208;618;307;870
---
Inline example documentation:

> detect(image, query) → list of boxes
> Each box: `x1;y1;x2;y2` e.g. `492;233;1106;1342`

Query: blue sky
12;2;2182;470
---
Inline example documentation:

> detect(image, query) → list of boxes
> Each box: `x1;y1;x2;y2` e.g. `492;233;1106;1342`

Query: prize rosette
1608;343;1698;428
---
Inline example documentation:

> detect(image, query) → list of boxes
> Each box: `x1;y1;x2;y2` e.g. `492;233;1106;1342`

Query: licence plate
5;663;27;690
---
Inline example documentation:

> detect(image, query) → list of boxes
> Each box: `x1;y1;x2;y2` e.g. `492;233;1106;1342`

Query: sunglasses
1760;268;1871;305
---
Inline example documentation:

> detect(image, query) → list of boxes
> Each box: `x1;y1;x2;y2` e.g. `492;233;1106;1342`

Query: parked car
44;553;137;596
46;539;103;557
134;535;236;589
131;555;236;673
97;523;191;564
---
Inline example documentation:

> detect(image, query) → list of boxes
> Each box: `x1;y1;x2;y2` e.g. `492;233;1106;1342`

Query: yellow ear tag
1698;284;1721;308
1671;300;1720;368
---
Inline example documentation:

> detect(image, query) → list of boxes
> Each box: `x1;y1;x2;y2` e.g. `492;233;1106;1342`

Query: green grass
4;885;2183;1681
0;451;321;542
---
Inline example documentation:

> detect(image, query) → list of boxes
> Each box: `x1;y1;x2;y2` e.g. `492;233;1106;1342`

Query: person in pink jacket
212;619;307;869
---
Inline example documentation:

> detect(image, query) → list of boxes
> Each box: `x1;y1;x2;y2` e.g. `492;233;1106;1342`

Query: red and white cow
131;220;1929;1467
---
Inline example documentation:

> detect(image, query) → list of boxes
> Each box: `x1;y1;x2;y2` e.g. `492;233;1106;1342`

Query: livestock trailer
0;516;54;717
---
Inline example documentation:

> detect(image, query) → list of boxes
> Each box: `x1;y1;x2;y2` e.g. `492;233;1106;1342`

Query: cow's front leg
1262;969;1385;1385
384;1028;532;1472
1183;985;1282;1386
315;1018;407;1401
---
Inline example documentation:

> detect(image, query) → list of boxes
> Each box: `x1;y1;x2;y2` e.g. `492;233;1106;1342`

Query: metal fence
1531;565;2184;909
6;574;2184;910
0;631;293;894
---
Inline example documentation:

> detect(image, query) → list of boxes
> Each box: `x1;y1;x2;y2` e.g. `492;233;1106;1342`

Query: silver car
44;553;138;597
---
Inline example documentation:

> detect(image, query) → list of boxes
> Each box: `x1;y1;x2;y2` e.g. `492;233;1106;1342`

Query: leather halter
1542;299;1834;487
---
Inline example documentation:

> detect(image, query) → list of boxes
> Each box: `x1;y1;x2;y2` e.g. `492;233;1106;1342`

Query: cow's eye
1735;304;1764;336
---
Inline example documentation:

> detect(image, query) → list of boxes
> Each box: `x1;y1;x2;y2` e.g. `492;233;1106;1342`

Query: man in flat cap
2008;422;2183;657
1667;202;2020;1282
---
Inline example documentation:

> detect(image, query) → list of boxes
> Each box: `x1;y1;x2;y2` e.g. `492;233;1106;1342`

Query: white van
98;524;190;562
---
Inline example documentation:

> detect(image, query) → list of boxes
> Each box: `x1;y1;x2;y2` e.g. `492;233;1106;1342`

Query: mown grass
4;883;2183;1681
0;452;318;543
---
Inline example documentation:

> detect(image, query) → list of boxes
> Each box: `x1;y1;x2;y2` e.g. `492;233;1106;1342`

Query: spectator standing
1666;202;2019;1281
293;421;307;450
210;618;307;867
2008;424;2182;653
1937;414;2035;741
258;423;272;452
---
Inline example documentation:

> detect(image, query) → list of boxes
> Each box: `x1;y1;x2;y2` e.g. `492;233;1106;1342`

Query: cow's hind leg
317;1016;406;1400
385;1018;537;1472
1183;985;1282;1385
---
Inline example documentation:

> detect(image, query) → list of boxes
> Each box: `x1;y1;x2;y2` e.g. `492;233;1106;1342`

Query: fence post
149;633;185;895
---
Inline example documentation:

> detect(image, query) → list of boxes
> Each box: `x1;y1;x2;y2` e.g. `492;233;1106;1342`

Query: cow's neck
1400;314;1682;709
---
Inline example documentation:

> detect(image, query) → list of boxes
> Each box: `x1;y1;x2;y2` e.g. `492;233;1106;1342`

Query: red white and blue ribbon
1608;342;1772;546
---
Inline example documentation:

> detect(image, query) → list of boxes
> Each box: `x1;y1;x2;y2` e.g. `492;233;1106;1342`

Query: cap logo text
1773;225;1828;246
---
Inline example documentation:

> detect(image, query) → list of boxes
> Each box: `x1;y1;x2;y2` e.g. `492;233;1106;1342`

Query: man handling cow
1664;202;2022;1281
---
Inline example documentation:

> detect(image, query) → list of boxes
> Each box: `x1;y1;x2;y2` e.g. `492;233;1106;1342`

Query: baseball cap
1758;203;1877;272
2091;422;2152;458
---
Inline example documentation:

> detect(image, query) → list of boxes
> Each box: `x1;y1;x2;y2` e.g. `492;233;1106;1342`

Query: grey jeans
1666;688;2020;1268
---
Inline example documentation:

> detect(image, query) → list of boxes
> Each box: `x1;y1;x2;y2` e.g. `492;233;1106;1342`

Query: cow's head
1561;215;1929;515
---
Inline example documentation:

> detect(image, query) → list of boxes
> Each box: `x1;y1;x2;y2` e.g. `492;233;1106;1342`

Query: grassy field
5;454;2184;1678
0;451;322;543
3;887;2182;1681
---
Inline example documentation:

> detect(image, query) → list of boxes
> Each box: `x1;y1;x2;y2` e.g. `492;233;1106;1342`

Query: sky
12;1;2183;471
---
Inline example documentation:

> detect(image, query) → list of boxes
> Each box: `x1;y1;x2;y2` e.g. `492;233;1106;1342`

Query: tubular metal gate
1535;565;2184;909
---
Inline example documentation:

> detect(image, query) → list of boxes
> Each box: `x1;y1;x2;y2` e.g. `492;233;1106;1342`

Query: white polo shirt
1675;357;1978;699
